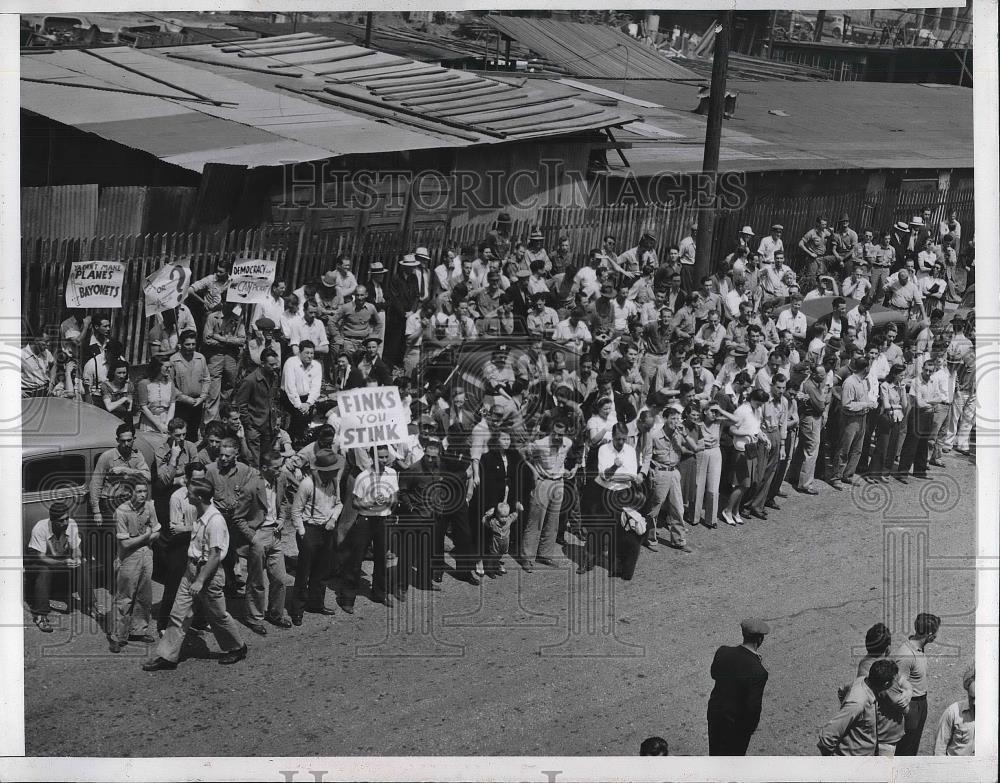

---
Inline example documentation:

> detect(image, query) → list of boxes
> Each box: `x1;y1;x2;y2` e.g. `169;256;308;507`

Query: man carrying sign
342;444;398;611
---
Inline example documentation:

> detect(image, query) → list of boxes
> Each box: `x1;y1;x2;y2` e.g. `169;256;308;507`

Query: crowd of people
22;207;975;694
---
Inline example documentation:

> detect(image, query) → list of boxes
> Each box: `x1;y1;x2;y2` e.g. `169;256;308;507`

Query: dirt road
23;455;976;757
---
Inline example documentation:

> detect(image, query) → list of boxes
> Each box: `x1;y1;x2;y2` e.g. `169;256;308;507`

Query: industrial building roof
582;78;972;175
484;15;699;80
21;41;634;172
228;19;476;63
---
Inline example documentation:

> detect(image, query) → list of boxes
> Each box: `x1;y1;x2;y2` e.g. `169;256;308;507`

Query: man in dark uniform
707;618;771;756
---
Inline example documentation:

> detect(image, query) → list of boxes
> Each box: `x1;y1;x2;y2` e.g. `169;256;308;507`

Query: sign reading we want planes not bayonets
335;386;411;449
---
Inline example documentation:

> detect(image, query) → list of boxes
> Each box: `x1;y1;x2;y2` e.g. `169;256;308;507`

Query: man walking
707;618;771;756
818;659;901;756
894;612;941;755
143;480;247;670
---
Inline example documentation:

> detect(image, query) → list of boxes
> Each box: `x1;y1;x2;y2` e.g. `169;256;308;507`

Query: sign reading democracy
143;261;192;315
65;260;125;309
335;386;411;448
226;258;277;304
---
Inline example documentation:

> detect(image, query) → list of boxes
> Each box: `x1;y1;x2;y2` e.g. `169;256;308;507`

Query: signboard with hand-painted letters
335;386;411;448
143;261;192;315
226;258;277;304
65;260;125;308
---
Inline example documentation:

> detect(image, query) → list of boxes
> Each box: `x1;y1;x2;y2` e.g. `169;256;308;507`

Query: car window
22;454;87;494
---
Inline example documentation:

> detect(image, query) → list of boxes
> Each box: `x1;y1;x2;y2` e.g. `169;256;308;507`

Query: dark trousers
434;503;475;573
286;397;313;448
29;559;95;615
613;526;643;580
156;532;191;630
174;400;204;443
857;410;881;474
748;433;780;512
244;422;275;469
707;713;753;756
345;514;389;602
898;407;936;476
896;694;928;756
832;412;868;481
292;525;333;617
583;485;626;569
391;518;435;591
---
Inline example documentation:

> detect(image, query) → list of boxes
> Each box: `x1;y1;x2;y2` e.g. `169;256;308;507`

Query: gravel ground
23;453;976;757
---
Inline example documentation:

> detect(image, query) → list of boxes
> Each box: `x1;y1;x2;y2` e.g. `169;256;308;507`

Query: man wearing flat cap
707;618;771;755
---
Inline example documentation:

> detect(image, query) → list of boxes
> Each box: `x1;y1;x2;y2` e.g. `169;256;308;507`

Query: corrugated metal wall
21;185;99;240
22;185;199;240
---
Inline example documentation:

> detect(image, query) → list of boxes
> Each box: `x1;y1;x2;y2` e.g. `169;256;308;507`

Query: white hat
741;225;755;236
399;253;420;267
910;216;924;226
415;246;431;260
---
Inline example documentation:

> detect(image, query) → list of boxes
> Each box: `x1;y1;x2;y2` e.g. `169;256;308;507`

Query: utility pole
694;11;732;281
814;10;826;41
364;12;373;47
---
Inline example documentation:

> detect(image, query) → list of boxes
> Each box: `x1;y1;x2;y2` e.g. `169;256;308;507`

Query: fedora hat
415;246;431;260
740;225;755;236
320;271;338;288
368;261;387;275
894;221;911;232
399;253;420;267
528;228;544;241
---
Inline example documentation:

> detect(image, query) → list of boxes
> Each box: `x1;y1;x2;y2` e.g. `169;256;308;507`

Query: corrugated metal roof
584;78;972;175
484;15;699;80
20;47;476;171
21;43;634;171
154;35;634;141
230;20;473;63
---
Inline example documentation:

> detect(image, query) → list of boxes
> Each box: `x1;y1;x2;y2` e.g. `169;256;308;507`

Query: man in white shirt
27;500;100;632
288;301;329;359
757;224;784;263
553;307;593;357
282;340;323;443
253;280;287;329
345;444;399;608
775;295;808;342
22;335;55;397
846;298;875;350
842;263;873;301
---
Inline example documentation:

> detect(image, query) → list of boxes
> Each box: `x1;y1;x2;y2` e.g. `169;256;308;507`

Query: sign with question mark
143;260;192;315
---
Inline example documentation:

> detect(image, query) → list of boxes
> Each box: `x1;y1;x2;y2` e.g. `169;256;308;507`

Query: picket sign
334;385;411;449
65;260;125;308
226;258;277;304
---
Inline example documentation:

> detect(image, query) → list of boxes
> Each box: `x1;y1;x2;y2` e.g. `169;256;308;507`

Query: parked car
21;398;160;585
774;296;908;331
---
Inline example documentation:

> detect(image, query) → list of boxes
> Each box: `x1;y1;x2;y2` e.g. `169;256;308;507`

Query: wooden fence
22;186;974;366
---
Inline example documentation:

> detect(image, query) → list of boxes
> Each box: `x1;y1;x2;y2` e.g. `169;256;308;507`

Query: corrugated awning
21;41;635;171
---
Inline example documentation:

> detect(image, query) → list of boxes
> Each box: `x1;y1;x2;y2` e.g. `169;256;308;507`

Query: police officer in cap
707;617;771;755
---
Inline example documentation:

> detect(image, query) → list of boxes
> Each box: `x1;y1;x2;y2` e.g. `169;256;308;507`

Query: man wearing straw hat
384;253;422;372
524;227;550;274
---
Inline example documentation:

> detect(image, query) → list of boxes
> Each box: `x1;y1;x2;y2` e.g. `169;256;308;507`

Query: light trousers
113;548;153;643
692;447;722;526
154;561;244;663
520;478;564;561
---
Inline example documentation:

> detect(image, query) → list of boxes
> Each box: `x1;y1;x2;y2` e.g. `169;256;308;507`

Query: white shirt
596;442;638;491
730;402;762;452
281;356;322;407
28;517;81;557
846;306;874;349
288;316;329;353
253;295;286;328
724;289;749;319
353;466;398;516
757;235;784;263
775;308;808;340
553;319;592;352
575;266;601;299
611;298;638;333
